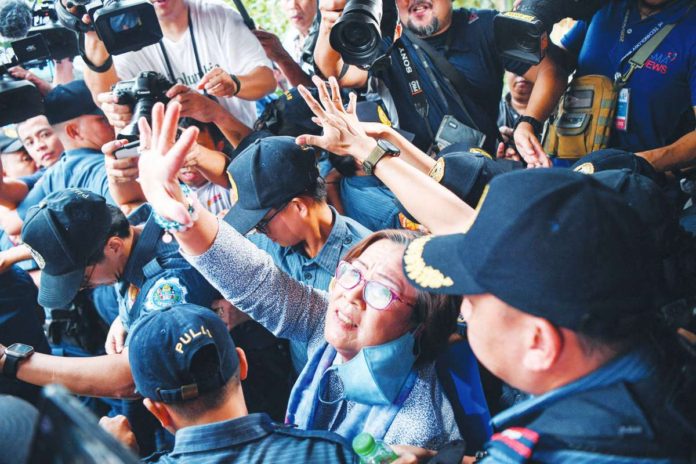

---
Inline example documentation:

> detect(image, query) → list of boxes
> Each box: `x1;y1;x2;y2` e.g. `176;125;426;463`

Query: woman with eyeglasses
134;79;479;448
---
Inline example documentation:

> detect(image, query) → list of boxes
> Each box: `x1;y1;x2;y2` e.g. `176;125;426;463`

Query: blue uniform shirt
18;167;46;191
145;412;358;463
17;148;113;219
339;176;402;232
562;0;696;152
118;206;220;333
372;9;530;152
481;349;687;463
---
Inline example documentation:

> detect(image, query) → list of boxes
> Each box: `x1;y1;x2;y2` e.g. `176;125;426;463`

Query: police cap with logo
403;169;659;331
128;304;239;403
21;189;112;309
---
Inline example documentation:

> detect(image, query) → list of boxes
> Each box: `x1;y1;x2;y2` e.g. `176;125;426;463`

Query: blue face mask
319;331;418;406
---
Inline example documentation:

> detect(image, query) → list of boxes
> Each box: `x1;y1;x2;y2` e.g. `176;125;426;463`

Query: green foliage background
224;0;514;37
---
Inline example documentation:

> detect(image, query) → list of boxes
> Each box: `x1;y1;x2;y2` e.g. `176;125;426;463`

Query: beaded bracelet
153;184;199;242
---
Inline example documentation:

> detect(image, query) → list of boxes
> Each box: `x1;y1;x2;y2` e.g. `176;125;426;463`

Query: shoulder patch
429;158;446;183
144;277;188;311
573;162;595;175
487;427;540;463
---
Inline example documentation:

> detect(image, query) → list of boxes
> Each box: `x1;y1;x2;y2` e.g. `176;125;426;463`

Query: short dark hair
342;229;461;365
85;205;131;266
166;345;241;418
575;309;660;358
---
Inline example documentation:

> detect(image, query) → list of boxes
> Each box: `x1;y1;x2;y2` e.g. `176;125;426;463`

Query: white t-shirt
194;181;232;216
112;0;272;127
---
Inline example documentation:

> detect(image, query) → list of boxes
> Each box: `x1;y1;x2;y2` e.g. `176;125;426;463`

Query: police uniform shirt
117;206;220;333
145;412;358;463
480;349;692;463
371;9;531;152
339;176;402;232
562;0;696;153
16;149;113;219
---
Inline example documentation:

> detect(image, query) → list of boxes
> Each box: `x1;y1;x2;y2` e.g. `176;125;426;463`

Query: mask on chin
319;330;419;406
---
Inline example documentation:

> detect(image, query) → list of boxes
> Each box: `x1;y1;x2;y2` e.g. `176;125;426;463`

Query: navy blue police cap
571;148;661;184
44;80;105;125
403;169;659;330
21;189;112;309
254;87;324;137
0;126;24;154
224;136;319;234
128;304;239;403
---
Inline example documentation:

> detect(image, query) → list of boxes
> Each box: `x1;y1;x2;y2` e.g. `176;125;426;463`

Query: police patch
144;278;188;311
429;158;446;183
377;104;392;127
469;147;493;159
573;162;595;175
24;244;45;269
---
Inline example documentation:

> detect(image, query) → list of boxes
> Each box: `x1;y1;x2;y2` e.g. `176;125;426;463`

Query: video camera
0;1;79;126
494;0;605;64
112;70;172;141
329;0;398;70
54;0;162;56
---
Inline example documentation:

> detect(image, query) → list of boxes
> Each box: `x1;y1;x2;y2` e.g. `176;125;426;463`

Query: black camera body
494;0;605;64
55;0;163;56
329;0;398;69
112;71;172;141
0;4;79;126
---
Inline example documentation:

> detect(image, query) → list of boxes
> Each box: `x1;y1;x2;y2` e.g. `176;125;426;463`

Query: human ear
236;347;248;381
143;398;177;434
521;318;562;372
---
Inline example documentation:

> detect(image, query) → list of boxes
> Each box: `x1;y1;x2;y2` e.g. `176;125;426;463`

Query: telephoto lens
330;0;385;69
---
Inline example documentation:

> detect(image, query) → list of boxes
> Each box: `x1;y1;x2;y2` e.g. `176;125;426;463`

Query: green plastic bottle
352;432;398;464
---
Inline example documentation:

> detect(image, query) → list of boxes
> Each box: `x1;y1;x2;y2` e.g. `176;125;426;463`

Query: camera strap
395;41;431;131
158;8;205;83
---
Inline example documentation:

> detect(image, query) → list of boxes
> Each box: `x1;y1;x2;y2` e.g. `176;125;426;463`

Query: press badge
615;88;630;132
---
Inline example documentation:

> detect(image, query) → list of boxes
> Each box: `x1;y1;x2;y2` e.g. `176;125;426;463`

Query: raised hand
295;75;376;159
137;102;199;225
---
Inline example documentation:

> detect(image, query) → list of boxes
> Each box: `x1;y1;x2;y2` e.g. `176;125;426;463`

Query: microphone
0;0;33;40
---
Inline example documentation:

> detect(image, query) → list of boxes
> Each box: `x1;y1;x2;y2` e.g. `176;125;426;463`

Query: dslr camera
112;71;172;141
54;0;162;56
494;0;605;64
0;2;79;126
329;0;398;69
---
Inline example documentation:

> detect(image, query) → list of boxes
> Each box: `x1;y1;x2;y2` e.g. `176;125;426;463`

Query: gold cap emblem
403;236;454;289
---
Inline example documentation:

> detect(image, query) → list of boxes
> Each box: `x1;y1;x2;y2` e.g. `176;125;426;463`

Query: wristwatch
2;343;34;379
363;139;400;176
514;115;544;138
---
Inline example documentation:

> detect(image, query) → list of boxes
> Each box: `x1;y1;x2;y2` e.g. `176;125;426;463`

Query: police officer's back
103;303;358;463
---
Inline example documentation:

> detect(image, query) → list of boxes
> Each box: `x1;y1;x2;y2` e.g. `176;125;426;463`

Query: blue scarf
286;342;418;441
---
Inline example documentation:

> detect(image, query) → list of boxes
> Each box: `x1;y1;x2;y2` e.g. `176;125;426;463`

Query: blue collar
63;147;101;157
290;206;351;274
492;349;655;430
170;413;275;455
122;215;164;288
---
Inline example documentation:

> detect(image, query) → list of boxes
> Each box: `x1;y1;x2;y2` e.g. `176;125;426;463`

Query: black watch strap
229;73;241;96
78;33;113;74
515;115;544;137
3;353;21;379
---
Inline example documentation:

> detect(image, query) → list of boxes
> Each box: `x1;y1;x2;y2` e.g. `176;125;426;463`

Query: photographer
76;0;275;146
560;0;696;172
314;0;566;166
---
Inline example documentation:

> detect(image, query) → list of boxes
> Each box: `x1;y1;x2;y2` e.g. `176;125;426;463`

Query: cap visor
404;233;486;296
223;204;271;235
37;267;84;309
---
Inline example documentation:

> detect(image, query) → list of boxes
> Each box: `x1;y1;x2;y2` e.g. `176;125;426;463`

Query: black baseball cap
44;80;105;125
254;87;324;137
0;395;38;464
571;148;661;184
21;189;112;309
128;304;239;403
224;136;319;234
0;126;24;154
403;169;658;330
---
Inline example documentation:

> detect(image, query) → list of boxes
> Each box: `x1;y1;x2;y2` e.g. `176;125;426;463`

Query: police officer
401;169;696;462
99;303;359;463
11;188;219;454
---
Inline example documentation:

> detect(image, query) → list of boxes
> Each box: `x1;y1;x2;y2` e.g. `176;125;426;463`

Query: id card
615;88;630;132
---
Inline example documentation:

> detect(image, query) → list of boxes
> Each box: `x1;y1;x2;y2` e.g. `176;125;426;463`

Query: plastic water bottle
352;432;398;464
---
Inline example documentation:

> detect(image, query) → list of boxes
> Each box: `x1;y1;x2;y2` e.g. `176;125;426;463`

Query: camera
112;71;172;141
329;0;398;69
494;0;605;64
0;3;79;126
54;0;162;56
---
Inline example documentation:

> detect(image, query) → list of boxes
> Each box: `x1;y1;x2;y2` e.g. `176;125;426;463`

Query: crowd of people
1;0;695;462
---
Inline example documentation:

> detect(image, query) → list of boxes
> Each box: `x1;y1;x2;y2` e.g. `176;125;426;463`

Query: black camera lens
329;0;384;69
